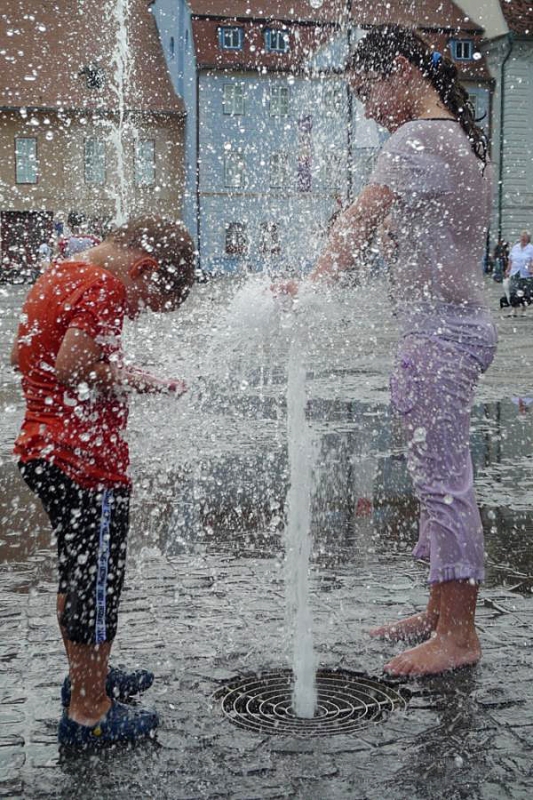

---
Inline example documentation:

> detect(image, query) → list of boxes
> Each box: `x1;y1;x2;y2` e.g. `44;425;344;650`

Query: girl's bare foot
369;584;441;643
368;610;438;643
383;630;481;677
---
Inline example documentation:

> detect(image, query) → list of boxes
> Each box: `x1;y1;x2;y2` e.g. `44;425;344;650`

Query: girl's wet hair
346;25;488;167
107;216;196;299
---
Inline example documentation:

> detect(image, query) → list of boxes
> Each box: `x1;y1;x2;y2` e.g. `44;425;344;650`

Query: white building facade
482;2;533;243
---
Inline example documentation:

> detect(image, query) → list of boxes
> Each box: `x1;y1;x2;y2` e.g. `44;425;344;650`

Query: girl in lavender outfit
281;26;496;676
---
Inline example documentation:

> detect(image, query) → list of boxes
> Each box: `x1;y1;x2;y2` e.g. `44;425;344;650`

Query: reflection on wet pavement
1;281;533;799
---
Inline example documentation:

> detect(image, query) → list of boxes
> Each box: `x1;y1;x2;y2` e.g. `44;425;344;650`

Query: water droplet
412;427;426;443
407;138;425;152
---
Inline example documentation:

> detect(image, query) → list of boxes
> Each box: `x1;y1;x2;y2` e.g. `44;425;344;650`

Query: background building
149;0;199;247
153;0;345;275
480;1;533;245
0;0;185;276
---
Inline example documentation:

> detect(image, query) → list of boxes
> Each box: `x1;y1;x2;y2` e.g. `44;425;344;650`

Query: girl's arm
310;184;396;283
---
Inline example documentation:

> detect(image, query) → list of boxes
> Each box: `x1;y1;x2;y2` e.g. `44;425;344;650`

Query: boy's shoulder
42;262;124;296
26;262;126;321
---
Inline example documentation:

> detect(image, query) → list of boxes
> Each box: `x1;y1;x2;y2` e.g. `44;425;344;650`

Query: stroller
500;276;533;310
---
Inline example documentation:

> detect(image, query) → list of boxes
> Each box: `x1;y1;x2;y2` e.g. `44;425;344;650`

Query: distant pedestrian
12;217;195;749
38;240;52;266
492;239;508;283
58;230;100;259
504;230;533;315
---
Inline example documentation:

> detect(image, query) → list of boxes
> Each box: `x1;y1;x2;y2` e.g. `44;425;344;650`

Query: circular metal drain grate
213;668;409;737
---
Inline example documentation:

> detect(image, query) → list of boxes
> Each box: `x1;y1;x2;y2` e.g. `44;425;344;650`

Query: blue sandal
61;665;154;707
58;701;159;748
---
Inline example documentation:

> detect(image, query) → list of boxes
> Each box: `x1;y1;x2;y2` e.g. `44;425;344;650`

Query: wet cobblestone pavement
1;280;533;799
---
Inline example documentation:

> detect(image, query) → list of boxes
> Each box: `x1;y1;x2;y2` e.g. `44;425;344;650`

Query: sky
453;0;508;37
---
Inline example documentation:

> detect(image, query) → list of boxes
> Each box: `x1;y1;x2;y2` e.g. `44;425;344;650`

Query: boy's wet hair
346;25;488;167
107;216;196;299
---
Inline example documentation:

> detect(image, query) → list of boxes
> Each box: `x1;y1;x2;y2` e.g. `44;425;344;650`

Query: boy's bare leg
57;594;112;726
368;583;441;642
57;594;70;655
383;580;481;677
67;641;112;726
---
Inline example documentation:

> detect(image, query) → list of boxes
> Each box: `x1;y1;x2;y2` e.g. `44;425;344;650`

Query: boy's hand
55;328;187;396
123;367;187;396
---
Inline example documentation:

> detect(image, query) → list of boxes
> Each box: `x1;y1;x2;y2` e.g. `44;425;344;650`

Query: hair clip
432;51;442;66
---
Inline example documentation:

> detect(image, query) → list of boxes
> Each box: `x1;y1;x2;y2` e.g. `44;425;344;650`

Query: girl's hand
166;379;188;396
271;280;299;297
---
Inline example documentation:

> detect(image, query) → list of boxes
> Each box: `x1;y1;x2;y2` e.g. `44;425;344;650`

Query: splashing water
284;312;318;718
109;0;132;224
128;276;390;717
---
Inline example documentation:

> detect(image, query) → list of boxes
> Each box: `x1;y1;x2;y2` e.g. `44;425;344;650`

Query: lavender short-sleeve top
369;119;492;308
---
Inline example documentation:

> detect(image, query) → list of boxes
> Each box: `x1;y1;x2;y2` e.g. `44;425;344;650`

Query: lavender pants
390;305;497;584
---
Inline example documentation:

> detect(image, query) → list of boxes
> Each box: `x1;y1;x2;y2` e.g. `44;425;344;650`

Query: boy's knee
61;590;119;645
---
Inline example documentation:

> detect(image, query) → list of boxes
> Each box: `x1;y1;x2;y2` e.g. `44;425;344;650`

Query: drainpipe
346;0;353;203
195;69;201;272
497;32;514;241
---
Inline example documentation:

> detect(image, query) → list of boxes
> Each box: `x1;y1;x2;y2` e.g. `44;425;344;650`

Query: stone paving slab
0;540;532;799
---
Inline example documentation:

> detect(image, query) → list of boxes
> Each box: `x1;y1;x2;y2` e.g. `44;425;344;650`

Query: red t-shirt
14;261;131;489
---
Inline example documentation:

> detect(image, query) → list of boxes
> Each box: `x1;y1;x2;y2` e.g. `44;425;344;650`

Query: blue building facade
150;0;198;244
196;70;349;275
152;1;349;275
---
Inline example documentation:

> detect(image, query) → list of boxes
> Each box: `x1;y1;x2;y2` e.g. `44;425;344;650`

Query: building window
135;140;156;186
15;137;38;184
79;63;106;90
169;36;175;60
270;152;288;188
468;92;480;120
323;83;343;114
223;83;245;115
322;153;342;189
270;85;289;117
467;90;488;128
265;28;290;53
84;138;106;185
259;222;281;256
224;151;245;188
218;26;244;51
452;39;473;61
225;222;247;256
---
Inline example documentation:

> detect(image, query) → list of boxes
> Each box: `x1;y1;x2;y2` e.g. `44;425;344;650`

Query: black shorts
19;460;130;645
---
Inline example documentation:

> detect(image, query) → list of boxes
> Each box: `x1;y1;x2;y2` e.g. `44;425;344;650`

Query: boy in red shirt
12;217;195;748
